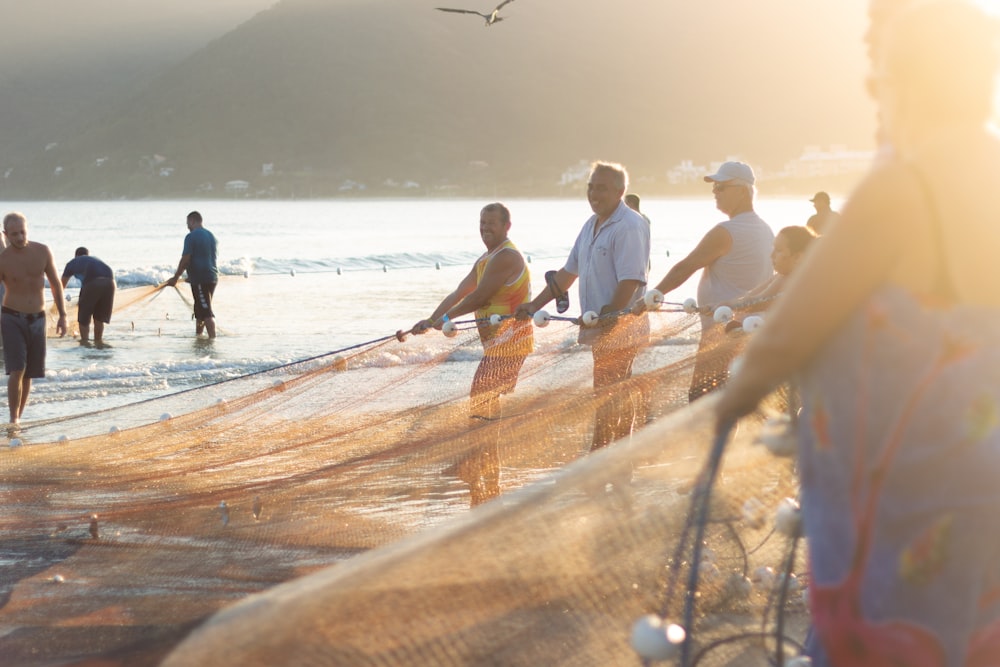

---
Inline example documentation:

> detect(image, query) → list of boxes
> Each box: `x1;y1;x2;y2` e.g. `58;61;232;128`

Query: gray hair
589;161;629;192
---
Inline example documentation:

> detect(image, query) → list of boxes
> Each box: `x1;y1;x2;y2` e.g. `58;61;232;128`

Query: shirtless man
0;212;67;425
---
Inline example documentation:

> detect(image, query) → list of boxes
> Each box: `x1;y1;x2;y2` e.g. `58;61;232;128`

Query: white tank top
697;211;775;308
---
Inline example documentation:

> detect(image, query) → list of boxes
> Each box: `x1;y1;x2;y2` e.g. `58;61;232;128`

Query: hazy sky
0;0;276;63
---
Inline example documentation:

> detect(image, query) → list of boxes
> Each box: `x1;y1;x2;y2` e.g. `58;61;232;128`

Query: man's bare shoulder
0;242;52;268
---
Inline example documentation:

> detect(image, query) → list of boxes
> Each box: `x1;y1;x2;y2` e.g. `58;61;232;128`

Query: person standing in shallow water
0;212;67;426
166;211;219;338
61;247;115;347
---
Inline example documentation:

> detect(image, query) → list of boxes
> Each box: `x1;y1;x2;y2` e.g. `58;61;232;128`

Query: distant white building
781;145;874;179
225;180;250;193
666;160;707;185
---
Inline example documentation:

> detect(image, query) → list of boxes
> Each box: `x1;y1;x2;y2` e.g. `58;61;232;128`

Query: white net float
713;306;734;323
442;320;458;338
742;315;764;332
630;614;685;661
532;310;550;328
489;313;503;326
785;656;813;667
643;289;663;311
775;497;802;537
682;297;698;313
755;415;797;457
581;311;599;327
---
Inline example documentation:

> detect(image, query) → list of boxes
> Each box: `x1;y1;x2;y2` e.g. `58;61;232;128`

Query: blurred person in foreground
166;211;219;338
517;161;650;451
61;247;115;348
644;161;774;402
715;2;1000;664
0;212;67;426
409;202;533;506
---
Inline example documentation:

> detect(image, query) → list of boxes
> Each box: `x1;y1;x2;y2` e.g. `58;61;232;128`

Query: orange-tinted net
3;301;806;667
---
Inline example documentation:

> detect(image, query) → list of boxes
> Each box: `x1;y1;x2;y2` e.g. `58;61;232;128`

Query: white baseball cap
704;161;756;186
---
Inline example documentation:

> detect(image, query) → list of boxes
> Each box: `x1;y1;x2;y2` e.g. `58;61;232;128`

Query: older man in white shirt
518;161;651;450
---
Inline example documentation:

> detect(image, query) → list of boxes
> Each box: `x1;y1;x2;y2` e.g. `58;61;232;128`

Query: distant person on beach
643;161;773;401
61;247;115;347
166;211;219;339
517;161;650;451
408;202;533;506
715;2;1000;664
0;212;67;426
625;193;652;225
806;191;840;235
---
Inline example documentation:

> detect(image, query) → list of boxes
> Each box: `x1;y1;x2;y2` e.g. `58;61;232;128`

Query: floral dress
797;284;1000;666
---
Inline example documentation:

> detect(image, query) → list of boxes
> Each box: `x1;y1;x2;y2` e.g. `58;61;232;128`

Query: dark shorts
190;282;217;321
1;309;47;378
77;276;115;325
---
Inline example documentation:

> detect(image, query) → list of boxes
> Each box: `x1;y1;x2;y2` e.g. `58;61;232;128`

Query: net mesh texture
1;286;808;667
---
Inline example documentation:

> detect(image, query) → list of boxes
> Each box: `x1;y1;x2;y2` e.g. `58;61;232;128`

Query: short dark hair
187;211;203;224
75;247;89;257
777;225;818;254
481;202;511;225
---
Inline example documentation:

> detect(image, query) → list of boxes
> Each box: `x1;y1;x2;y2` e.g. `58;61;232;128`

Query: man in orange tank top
409;202;533;505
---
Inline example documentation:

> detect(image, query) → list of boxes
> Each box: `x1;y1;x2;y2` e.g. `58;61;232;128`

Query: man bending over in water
0;212;67;426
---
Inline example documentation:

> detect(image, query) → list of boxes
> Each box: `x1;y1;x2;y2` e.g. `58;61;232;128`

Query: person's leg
15;376;30;422
591;344;639;450
688;322;741;402
192;283;217;338
92;280;113;346
7;370;23;423
1;313;28;424
78;321;91;345
461;354;525;506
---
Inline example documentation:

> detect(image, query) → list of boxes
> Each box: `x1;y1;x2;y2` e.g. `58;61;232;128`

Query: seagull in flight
436;0;515;27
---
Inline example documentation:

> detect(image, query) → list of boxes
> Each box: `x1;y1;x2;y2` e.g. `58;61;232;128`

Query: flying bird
436;0;514;26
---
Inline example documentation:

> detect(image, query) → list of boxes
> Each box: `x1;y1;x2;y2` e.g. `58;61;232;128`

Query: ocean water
2;196;825;424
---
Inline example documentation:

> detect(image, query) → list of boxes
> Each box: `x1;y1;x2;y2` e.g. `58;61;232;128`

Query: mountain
0;0;875;199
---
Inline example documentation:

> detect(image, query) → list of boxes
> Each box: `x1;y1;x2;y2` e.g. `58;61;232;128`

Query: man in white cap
647;160;774;401
806;191;840;235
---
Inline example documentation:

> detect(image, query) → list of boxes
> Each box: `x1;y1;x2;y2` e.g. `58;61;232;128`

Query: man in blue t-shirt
61;247;115;347
166;211;219;338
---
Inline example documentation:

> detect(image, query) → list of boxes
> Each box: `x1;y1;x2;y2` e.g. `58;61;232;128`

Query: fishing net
2;284;808;667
